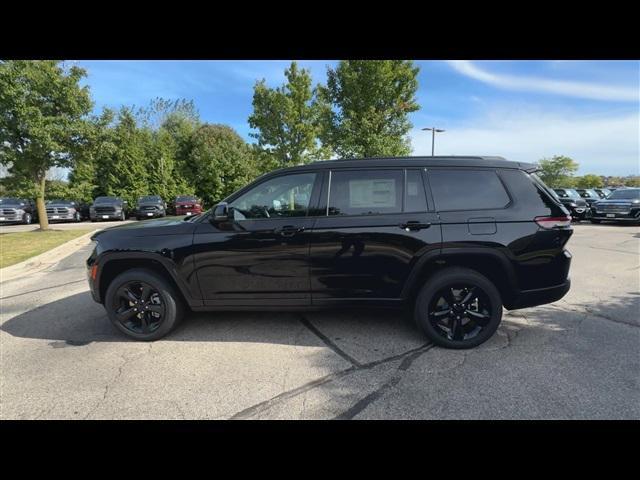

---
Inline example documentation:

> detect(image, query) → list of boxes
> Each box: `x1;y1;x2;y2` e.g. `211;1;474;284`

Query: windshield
0;198;24;205
138;196;161;203
577;189;599;198
94;197;120;204
554;189;581;199
176;196;197;202
607;189;640;200
46;199;74;205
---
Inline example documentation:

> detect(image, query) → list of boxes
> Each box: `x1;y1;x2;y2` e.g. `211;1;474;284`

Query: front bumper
136;210;164;218
570;207;591;220
91;213;122;220
590;208;640;221
47;213;76;221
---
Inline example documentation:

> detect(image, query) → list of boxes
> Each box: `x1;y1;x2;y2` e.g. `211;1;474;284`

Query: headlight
568;203;577;208
15;208;25;214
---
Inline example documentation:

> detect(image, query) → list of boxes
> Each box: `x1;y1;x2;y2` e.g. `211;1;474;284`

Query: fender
400;246;519;302
95;250;203;307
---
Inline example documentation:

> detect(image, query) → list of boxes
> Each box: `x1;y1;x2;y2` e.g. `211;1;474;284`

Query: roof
268;156;538;175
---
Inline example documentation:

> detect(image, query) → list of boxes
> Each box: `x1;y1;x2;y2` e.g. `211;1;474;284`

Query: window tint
230;172;316;219
429;169;510;211
405;169;428;212
329;170;403;216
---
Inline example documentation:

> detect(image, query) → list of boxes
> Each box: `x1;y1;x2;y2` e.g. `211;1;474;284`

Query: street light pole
421;127;445;156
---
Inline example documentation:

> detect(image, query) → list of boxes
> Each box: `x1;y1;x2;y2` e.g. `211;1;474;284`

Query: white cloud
447;61;639;102
410;108;640;175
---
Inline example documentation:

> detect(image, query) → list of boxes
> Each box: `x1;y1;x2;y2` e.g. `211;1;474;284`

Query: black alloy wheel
415;267;502;349
112;281;165;335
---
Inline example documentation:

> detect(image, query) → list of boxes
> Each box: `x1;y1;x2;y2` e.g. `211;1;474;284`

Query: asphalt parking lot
1;223;638;419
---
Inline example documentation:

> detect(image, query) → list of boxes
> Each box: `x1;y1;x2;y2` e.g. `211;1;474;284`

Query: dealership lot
0;223;638;419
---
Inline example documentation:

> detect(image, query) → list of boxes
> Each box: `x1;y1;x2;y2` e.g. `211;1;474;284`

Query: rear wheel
104;269;184;341
414;267;502;349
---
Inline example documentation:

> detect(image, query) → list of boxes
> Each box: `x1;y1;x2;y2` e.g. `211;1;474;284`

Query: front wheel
23;213;32;225
104;268;184;341
74;212;82;222
414;267;503;349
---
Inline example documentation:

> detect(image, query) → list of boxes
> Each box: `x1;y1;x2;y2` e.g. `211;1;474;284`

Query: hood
596;198;640;205
559;197;587;207
91;216;195;241
47;201;76;207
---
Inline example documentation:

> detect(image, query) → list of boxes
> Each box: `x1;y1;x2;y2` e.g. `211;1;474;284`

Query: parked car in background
575;188;601;207
90;196;128;222
45;199;83;223
135;195;167;220
590;188;640;224
552;189;590;221
87;156;573;349
174;195;203;217
594;188;612;199
0;197;37;224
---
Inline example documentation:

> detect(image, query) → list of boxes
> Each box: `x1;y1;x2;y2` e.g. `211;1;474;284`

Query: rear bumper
506;278;571;310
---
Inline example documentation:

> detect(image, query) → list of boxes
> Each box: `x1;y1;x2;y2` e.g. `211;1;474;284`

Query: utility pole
421;127;446;156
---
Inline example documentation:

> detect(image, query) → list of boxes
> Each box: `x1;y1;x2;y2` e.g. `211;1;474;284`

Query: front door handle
399;221;431;231
276;225;305;237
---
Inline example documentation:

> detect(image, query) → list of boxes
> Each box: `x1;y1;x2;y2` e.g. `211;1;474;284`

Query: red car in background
173;195;203;216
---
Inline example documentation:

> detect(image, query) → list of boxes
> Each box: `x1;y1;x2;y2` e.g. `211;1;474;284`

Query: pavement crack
334;376;402;420
299;315;362;367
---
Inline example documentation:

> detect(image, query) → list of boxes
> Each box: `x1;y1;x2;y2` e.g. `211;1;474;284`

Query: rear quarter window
428;169;510;211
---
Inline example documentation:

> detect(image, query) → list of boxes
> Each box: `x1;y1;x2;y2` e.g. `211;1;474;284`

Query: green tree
249;62;327;168
575;174;604;188
624;176;640;187
0;60;92;229
537;155;579;188
317;60;420;158
188;124;258;207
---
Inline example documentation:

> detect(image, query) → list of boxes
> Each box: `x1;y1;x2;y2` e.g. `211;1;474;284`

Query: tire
120;211;126;221
23;213;32;225
590;219;601;224
414;267;503;349
74;212;81;222
104;268;185;341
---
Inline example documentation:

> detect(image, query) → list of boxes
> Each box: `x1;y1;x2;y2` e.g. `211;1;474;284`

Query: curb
0;230;95;283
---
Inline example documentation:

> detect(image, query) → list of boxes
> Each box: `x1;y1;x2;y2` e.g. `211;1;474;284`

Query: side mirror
212;202;229;222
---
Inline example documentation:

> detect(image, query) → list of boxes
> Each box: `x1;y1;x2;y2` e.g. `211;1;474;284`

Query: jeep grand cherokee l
87;156;573;349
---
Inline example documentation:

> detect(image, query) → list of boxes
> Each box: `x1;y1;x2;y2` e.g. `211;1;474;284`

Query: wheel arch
402;248;519;308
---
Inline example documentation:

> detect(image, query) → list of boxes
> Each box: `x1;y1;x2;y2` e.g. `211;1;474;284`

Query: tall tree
249;62;326;167
0;60;92;229
537;155;579;188
188;124;258;207
317;60;420;158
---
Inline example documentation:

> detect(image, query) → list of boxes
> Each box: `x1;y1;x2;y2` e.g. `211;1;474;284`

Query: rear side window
329;170;403;216
405;169;428;212
429;169;510;211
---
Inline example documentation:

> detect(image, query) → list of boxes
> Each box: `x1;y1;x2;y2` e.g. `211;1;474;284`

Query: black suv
0;197;37;224
575;188;601;207
135;195;167;220
590;188;640;224
90;196;128;222
87;156;573;349
552;188;590;221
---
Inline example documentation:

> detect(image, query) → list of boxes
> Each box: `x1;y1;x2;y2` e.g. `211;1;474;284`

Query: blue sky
76;60;639;176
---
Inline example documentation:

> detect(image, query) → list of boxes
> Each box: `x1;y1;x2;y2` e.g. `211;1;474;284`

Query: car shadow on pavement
0;290;422;348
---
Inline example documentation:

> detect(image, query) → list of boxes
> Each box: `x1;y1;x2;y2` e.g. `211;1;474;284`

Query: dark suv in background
552;188;590;221
590;188;640;224
575;188;601;207
90;196;128;222
0;197;37;224
87;156;573;349
135;195;167;220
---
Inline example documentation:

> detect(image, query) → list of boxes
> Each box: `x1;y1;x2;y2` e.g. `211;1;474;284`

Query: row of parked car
552;187;640;224
0;195;204;225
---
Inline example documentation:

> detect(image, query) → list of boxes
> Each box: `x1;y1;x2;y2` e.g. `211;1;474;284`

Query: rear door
309;168;442;305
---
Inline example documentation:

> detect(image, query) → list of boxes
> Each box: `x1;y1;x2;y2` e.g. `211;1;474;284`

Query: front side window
328;170;403;216
429;169;511;211
230;172;316;220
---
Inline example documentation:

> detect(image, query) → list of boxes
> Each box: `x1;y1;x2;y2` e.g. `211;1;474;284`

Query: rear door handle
399;221;431;231
276;225;305;237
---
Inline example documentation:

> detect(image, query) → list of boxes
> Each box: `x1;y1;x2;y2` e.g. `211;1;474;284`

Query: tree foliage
537;155;580;188
316;60;420;158
574;174;604;188
249;62;327;167
0;60;92;229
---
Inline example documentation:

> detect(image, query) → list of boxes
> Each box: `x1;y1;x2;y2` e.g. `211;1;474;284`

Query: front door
309;168;442;305
193;171;320;306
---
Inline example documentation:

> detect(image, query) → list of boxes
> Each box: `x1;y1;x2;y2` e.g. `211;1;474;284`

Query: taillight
90;264;98;280
534;215;572;229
